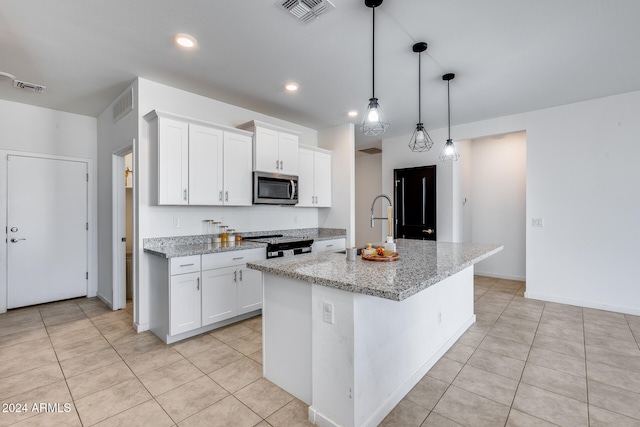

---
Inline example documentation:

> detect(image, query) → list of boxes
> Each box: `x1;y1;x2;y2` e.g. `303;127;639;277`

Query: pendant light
360;0;389;136
408;42;434;152
440;73;460;162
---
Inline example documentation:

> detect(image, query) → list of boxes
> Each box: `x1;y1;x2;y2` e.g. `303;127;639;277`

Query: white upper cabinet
223;132;252;206
297;146;332;207
145;110;253;206
238;120;300;175
157;118;189;205
189;124;224;205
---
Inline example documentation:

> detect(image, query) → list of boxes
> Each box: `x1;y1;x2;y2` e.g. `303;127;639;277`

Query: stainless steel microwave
253;172;298;205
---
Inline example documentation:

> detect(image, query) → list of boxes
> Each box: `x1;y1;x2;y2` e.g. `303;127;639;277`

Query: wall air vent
113;87;134;124
278;0;335;23
13;80;45;93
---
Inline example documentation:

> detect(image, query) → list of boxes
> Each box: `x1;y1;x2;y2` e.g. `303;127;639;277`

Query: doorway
394;165;436;240
112;143;134;311
6;154;88;308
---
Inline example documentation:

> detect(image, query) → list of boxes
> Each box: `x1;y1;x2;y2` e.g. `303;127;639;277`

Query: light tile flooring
0;276;639;426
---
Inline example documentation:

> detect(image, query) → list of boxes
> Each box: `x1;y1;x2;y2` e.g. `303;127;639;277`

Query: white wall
318;124;355;246
381;90;640;315
355;152;382;247
97;81;138;310
0;100;98;311
465;132;526;281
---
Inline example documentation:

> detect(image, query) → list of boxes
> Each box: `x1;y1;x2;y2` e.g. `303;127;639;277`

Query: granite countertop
247;239;502;301
143;227;347;259
143;240;267;258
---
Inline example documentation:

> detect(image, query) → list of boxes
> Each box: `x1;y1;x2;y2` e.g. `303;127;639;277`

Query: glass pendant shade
439;139;460;162
361;97;389;136
440;73;459;162
408;41;432;152
408;123;434;152
361;0;388;136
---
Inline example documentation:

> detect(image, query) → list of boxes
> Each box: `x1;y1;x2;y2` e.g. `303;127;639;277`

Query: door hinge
86;223;89;230
86;173;89;182
86;272;89;280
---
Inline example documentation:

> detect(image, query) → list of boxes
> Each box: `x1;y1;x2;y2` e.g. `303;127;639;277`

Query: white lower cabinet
170;271;202;335
150;248;265;344
237;267;263;314
202;266;238;326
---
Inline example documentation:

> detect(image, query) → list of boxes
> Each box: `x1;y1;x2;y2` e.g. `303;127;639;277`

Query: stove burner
245;234;314;258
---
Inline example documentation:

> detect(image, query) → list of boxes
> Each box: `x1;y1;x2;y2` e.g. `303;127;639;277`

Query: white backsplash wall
145;205;319;237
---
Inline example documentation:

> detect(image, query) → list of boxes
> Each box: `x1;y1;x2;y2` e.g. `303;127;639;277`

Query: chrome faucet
370;194;392;228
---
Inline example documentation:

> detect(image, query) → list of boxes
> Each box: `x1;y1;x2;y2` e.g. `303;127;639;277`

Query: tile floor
0;276;639;426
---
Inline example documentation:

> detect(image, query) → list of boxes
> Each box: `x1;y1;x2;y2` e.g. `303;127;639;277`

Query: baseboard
308;315;477;427
96;293;113;310
474;271;526;282
524;292;640;316
133;322;149;333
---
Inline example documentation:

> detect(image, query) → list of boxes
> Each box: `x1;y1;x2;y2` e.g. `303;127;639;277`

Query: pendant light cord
447;79;451;140
418;52;421;123
372;6;375;98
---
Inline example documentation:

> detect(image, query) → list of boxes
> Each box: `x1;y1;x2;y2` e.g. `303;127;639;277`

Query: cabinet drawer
312;238;346;253
202;248;266;270
170;255;201;275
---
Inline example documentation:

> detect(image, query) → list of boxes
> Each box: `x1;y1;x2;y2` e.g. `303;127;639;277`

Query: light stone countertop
143;227;347;259
247;239;503;301
143;241;268;258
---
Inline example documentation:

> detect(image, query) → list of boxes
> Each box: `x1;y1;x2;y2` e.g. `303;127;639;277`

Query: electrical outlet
173;217;181;228
323;302;334;324
532;218;544;227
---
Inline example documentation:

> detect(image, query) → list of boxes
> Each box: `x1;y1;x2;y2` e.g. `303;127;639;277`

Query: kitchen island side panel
262;274;313;404
309;266;475;427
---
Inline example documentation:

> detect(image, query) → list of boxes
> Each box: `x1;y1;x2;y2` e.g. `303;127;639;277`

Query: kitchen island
247;239;502;427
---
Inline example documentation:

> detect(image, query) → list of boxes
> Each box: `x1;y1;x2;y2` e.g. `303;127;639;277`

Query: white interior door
7;155;88;308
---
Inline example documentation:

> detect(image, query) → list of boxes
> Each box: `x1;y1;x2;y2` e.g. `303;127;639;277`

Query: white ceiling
2;0;640;147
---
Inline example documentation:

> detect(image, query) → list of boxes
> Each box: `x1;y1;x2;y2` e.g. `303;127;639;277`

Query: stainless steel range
245;234;314;259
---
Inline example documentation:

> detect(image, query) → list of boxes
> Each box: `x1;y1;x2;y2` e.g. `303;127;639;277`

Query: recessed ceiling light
175;33;197;48
285;82;299;92
348;110;358;117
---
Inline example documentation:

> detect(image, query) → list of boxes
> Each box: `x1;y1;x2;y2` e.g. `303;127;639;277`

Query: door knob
10;238;26;243
422;229;434;234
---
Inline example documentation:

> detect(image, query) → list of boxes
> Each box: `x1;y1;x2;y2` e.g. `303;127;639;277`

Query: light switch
173;217;181;228
532;218;544;227
323;302;334;324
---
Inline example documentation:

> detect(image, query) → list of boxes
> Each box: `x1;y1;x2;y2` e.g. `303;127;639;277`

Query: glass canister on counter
209;221;221;243
220;225;229;244
227;229;235;246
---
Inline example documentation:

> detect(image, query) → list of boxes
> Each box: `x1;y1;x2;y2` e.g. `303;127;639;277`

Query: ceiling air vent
278;0;335;23
359;147;382;155
113;87;134;124
13;80;45;93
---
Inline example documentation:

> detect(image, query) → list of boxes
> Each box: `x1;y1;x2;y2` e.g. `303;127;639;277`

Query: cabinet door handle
225;191;229;201
219;191;223;201
232;257;244;261
183;189;188;201
233;271;237;282
196;277;200;290
180;263;195;267
326;244;334;248
276;160;280;170
280;160;283;170
239;270;243;281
